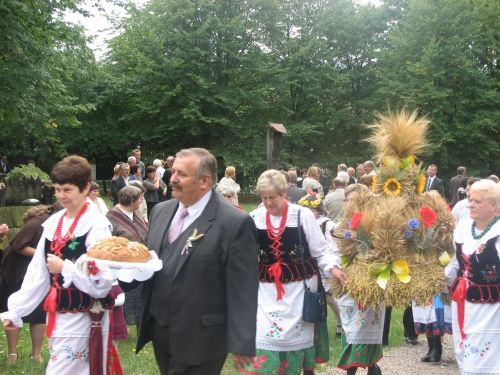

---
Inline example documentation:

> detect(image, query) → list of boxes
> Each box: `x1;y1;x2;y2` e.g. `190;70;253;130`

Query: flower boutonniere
181;228;205;255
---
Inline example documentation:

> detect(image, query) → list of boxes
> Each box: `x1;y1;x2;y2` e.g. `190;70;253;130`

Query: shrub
6;164;50;182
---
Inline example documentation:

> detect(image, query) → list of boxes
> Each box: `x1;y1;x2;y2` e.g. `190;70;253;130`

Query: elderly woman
216;165;241;205
446;179;499;375
106;185;147;331
128;180;148;223
106;185;147;242
243;170;346;375
335;183;384;375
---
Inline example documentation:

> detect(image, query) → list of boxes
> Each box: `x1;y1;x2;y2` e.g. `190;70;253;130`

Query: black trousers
403;305;417;339
152;320;227;375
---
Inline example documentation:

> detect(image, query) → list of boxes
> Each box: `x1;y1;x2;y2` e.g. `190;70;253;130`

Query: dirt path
319;335;458;375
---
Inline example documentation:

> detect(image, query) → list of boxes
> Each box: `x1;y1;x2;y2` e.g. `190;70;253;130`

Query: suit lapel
172;192;218;280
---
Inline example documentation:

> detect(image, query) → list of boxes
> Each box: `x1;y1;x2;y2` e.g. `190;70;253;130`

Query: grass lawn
0;308;404;374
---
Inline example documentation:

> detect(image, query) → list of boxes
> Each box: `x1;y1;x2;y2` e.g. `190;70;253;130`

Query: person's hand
3;319;16;331
46;253;64;274
331;266;348;286
0;223;9;239
232;354;254;369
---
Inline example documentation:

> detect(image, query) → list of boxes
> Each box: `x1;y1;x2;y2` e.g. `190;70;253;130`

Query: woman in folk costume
296;193;342;374
334;184;385;375
242;170;346;375
446;179;500;375
411;192;453;364
330;110;455;375
1;155;121;375
297;193;343;337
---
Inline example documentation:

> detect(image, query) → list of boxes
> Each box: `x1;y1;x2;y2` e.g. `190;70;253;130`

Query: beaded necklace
471;216;499;240
265;202;289;240
50;202;88;256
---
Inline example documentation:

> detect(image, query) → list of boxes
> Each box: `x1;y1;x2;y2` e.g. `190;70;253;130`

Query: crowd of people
0;147;497;375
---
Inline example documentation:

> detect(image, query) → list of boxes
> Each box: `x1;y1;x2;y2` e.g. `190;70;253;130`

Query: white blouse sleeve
444;253;459;286
60;224;113;297
1;233;51;327
300;207;339;275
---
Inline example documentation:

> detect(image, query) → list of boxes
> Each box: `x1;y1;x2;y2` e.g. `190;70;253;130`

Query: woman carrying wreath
446;179;500;375
106;185;148;330
335;184;384;375
242;170;346;375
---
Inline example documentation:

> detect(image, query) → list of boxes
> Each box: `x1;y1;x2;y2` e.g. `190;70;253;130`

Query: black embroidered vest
257;226;317;283
451;235;500;303
44;234;114;312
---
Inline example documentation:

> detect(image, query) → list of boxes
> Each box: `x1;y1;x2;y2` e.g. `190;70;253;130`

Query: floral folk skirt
241;321;329;375
337;335;383;369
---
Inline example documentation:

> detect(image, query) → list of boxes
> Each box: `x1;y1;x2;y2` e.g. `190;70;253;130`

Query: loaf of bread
87;236;151;263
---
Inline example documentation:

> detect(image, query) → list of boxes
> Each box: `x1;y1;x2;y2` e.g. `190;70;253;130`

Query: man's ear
199;175;212;190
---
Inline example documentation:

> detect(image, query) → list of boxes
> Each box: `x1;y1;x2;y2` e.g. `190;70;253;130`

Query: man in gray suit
324;177;346;221
136;148;259;375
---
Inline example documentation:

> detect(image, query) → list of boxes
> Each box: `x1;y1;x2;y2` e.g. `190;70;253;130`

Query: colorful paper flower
344;231;351;239
349;212;363;230
403;230;413;239
407;218;420;230
419;206;437;228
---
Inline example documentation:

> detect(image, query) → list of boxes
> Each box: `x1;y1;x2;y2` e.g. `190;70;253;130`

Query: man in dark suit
137;148;259;375
425;164;445;197
111;163;129;205
449;166;466;206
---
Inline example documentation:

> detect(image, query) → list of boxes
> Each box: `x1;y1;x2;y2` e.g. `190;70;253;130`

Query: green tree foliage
1;0;498;184
0;0;97;169
376;0;499;175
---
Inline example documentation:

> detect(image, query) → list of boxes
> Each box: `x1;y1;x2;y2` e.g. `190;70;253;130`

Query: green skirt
337;334;383;369
240;322;329;375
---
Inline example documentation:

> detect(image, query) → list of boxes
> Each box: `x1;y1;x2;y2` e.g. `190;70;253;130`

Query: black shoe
406;337;418;345
429;335;442;363
346;367;357;375
367;364;382;375
303;371;315;375
421;336;433;362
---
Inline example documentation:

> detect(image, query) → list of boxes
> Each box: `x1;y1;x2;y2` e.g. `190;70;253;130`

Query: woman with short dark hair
0;155;114;374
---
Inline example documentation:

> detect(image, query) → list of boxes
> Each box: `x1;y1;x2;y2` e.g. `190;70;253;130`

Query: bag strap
298;208;325;293
298;209;314;293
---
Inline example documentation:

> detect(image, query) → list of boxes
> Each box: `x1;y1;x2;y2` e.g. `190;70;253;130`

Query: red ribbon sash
268;260;284;300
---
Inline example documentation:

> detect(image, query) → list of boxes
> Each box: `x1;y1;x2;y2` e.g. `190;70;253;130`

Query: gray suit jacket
136;190;259;365
324;189;345;221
